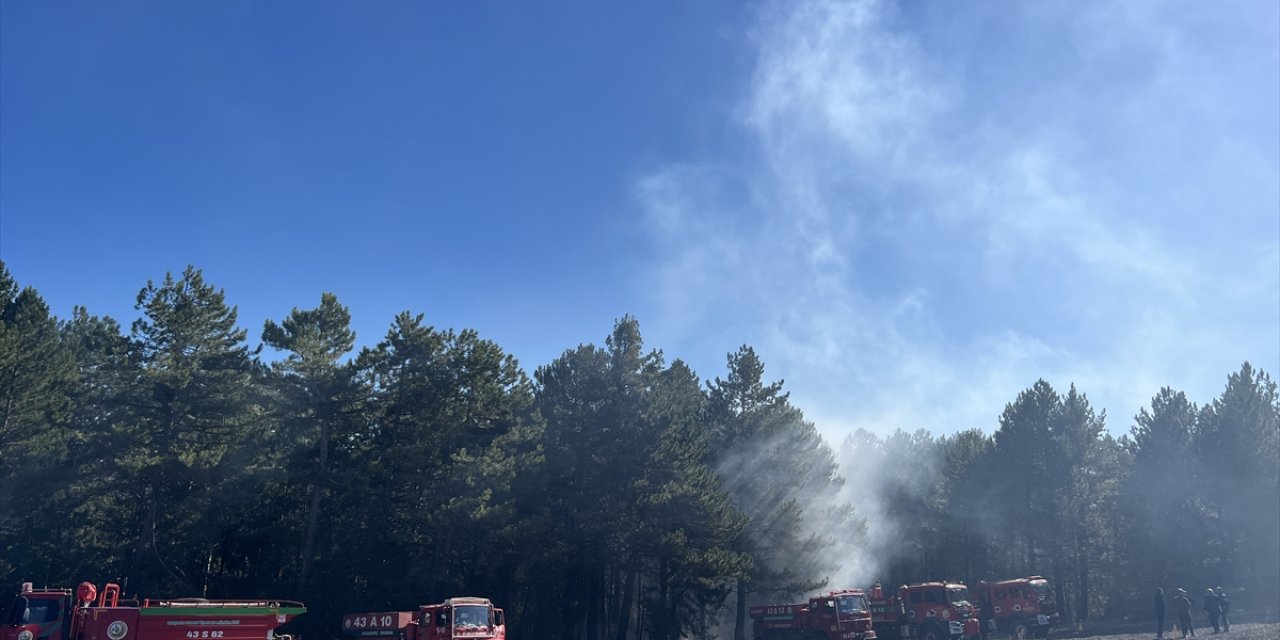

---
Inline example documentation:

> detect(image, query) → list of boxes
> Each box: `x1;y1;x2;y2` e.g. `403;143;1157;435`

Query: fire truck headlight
18;630;34;640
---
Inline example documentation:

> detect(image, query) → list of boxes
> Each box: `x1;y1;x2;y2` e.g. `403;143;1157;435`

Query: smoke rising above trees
1;260;1277;640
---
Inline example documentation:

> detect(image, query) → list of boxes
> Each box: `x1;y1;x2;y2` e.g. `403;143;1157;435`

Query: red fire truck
341;597;504;640
748;589;877;640
972;577;1058;639
1;581;304;640
866;582;979;640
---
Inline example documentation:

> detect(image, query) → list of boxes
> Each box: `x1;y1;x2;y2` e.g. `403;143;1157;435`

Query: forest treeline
1;262;1277;640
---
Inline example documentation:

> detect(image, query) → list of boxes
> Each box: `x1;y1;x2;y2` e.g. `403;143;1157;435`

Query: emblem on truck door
107;621;129;640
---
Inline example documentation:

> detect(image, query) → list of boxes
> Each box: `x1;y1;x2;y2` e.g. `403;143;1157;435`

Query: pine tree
0;263;76;581
1122;388;1200;598
261;292;364;594
631;359;748;640
991;381;1120;622
991;380;1061;578
0;261;75;459
122;266;256;592
706;346;843;640
359;311;534;601
935;429;995;582
57;307;138;579
531;317;663;640
1193;363;1280;604
1051;386;1110;621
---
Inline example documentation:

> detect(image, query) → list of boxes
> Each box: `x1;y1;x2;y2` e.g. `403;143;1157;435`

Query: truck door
3;596;65;640
434;610;450;640
3;596;28;627
812;598;836;633
30;598;61;640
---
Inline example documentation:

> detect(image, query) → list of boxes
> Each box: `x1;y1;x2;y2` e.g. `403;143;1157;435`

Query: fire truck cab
973;577;1057;639
342;597;505;640
749;589;877;640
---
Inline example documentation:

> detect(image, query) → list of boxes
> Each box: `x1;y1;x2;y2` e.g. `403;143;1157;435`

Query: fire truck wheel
920;623;945;640
1009;619;1028;640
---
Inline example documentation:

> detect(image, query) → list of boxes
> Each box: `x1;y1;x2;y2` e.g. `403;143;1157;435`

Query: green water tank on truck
2;581;304;640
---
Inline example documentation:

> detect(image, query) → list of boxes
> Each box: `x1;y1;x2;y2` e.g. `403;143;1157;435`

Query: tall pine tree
123;266;256;592
1193;363;1280;604
262;292;365;594
706;346;843;640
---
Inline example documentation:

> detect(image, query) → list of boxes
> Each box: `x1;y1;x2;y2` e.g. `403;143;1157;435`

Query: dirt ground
1051;622;1280;640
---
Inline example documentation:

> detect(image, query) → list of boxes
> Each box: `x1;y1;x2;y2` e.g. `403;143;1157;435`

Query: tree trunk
562;564;579;640
586;568;600;640
1075;528;1090;622
296;416;330;593
614;569;635;640
130;479;158;588
1051;554;1070;624
655;559;670;640
734;578;748;640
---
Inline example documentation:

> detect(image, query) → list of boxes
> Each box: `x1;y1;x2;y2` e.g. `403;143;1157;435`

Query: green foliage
1111;367;1280;615
120;266;258;593
261;293;365;595
0;260;75;460
1192;364;1279;603
357;311;534;604
706;346;848;640
1119;388;1201;599
0;262;77;583
3;263;1276;640
986;382;1120;621
55;307;139;579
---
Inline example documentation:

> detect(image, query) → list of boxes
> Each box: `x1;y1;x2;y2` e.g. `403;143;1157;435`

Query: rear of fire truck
868;583;978;640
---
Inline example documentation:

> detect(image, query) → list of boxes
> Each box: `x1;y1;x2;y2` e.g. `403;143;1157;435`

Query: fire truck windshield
946;587;971;605
1031;582;1050;602
837;595;867;615
453;605;489;628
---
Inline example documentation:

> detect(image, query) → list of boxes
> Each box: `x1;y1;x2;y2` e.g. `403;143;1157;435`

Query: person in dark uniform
1155;588;1166;639
1203;589;1220;633
1175;589;1195;638
1215;588;1229;632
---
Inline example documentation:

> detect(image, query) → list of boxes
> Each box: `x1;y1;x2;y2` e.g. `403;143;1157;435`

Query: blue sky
3;0;1277;441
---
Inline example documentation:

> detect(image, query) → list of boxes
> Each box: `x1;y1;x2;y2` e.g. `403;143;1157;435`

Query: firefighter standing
1175;588;1195;638
1155;588;1166;639
1215;588;1229;632
1203;589;1221;633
